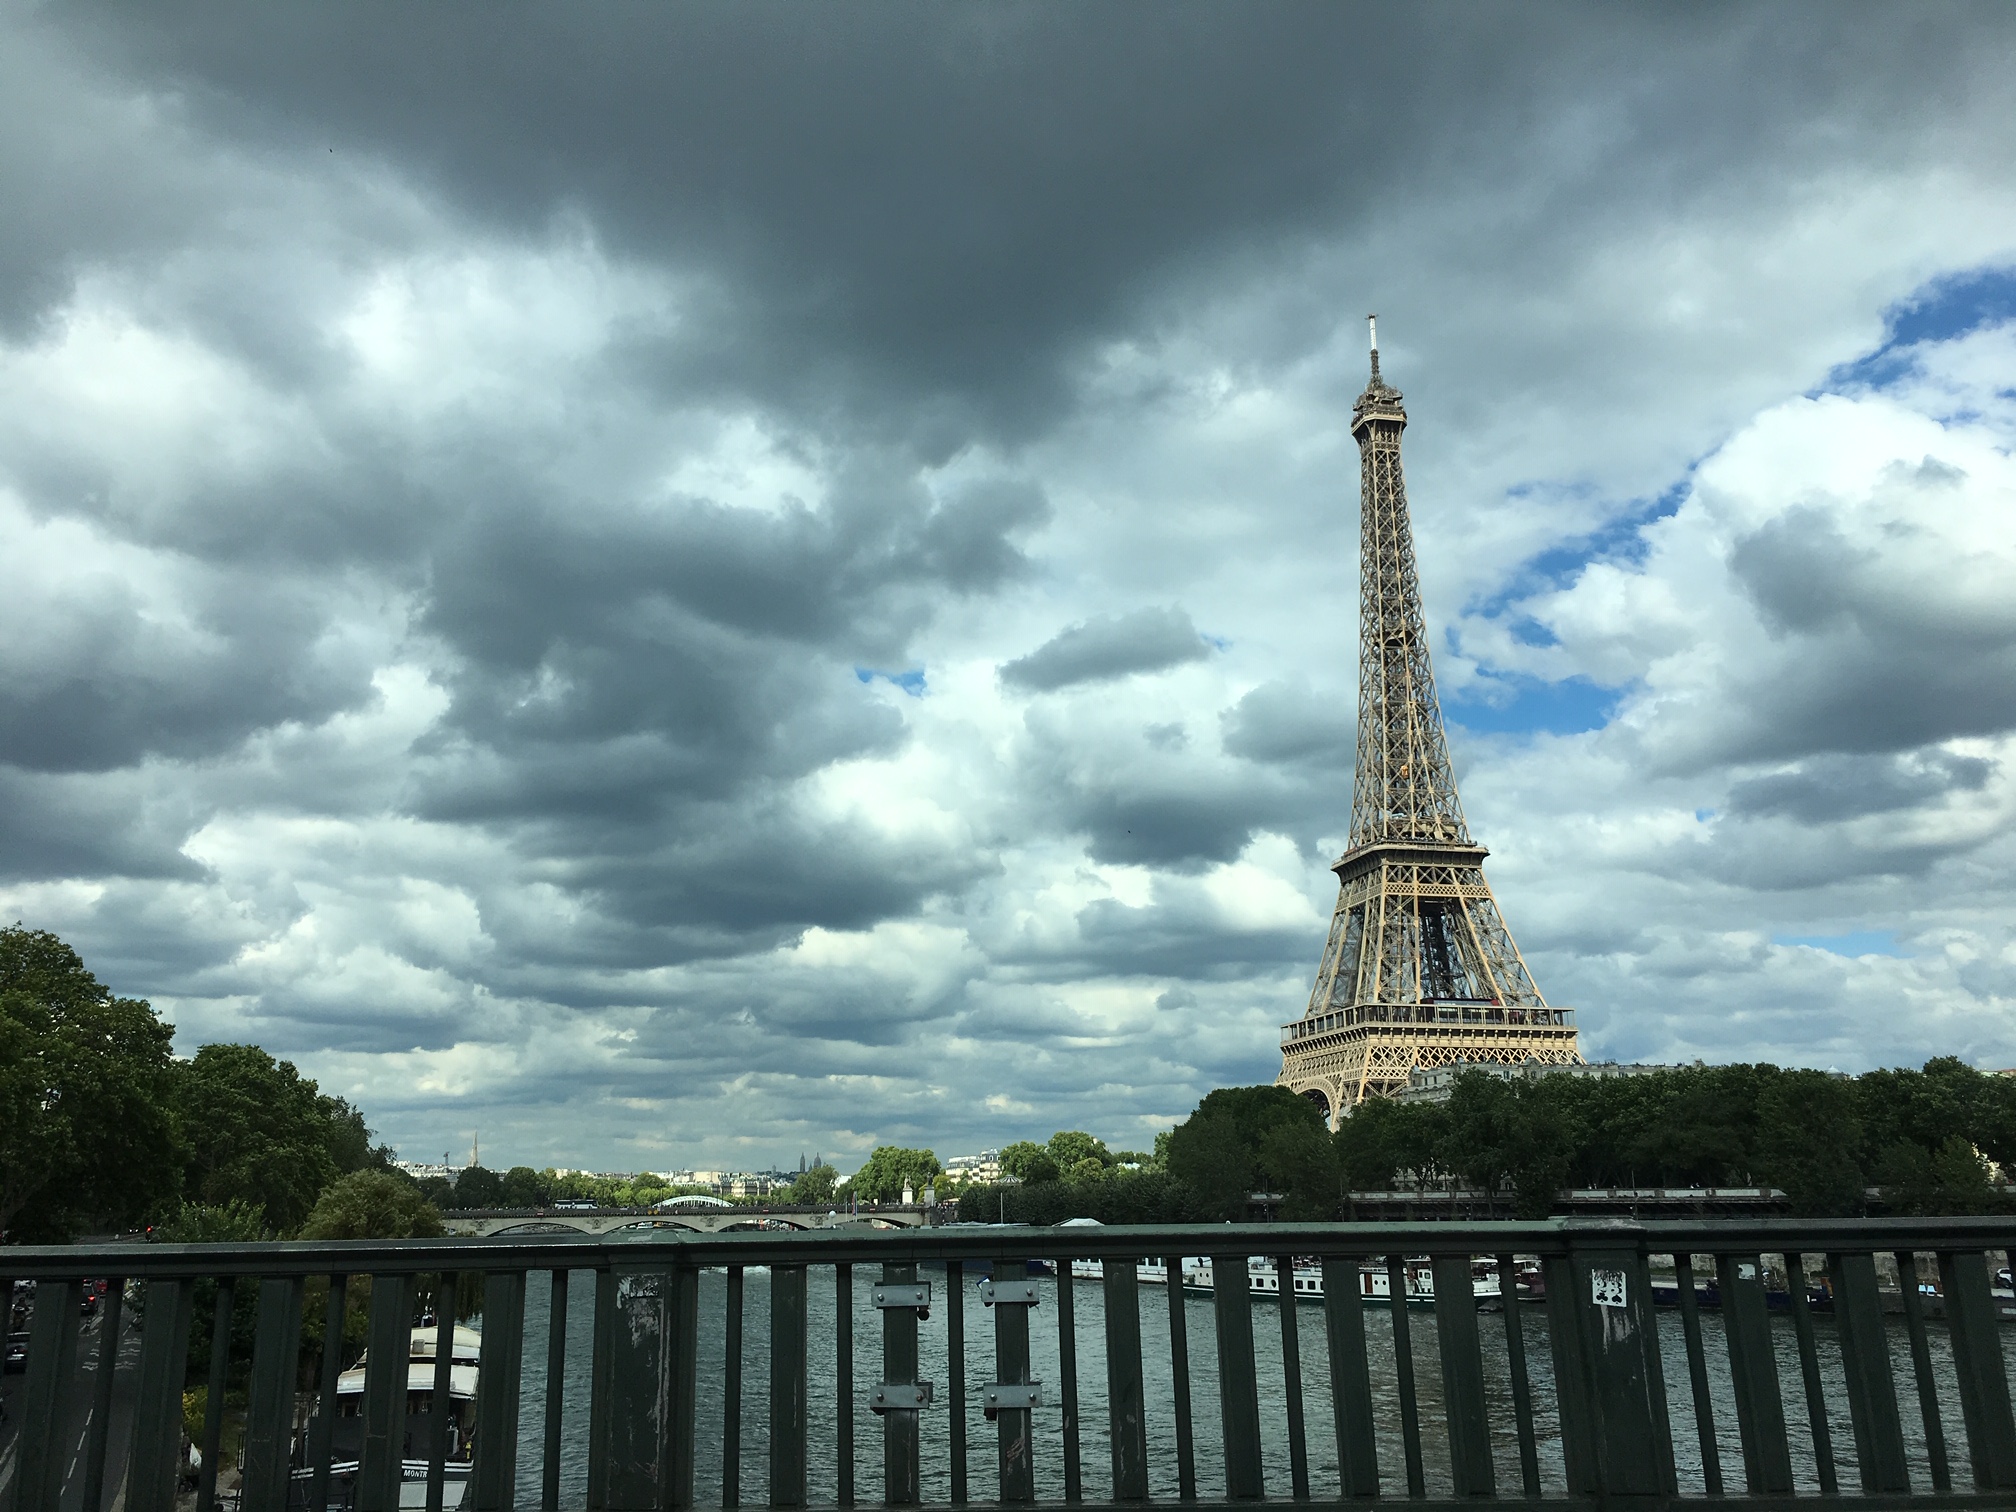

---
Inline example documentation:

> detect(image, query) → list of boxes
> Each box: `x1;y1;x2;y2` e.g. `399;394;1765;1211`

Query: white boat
295;1322;480;1509
1069;1257;1501;1309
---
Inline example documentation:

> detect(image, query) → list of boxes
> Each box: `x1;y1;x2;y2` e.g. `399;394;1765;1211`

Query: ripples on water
499;1265;1982;1507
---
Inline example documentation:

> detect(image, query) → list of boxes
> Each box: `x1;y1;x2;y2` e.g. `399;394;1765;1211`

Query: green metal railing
3;1215;2014;1510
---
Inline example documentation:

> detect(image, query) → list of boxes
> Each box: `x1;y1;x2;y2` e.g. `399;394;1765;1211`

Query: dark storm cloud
999;607;1211;693
1727;751;1995;825
1706;505;2016;764
35;4;2016;440
1221;678;1355;766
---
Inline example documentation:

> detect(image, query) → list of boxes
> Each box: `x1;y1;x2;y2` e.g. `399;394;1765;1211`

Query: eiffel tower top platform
1277;320;1580;1127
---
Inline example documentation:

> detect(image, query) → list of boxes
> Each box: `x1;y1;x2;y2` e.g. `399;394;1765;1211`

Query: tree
1259;1119;1339;1219
1165;1109;1248;1218
1335;1097;1448;1192
174;1043;348;1234
1756;1069;1865;1216
1047;1131;1111;1170
0;925;182;1240
998;1141;1060;1184
844;1146;942;1202
299;1170;445;1240
786;1164;839;1204
500;1166;552;1207
454;1165;506;1208
1068;1156;1107;1183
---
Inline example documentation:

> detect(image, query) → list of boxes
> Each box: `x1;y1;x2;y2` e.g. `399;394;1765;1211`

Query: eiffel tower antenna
1278;324;1580;1126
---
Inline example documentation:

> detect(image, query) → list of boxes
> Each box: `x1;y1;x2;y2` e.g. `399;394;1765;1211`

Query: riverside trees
1;924;403;1241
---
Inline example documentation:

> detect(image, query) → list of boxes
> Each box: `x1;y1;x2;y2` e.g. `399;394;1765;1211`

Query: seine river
503;1264;1970;1508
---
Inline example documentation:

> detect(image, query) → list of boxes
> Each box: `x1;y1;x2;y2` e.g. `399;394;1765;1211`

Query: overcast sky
4;3;2015;1174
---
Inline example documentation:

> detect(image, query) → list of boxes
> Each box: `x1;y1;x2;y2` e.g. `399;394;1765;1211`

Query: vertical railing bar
1103;1257;1150;1502
1275;1257;1310;1500
1209;1251;1264;1502
992;1256;1035;1504
1896;1248;1952;1491
196;1275;235;1512
1166;1254;1197;1501
1938;1246;2016;1492
837;1262;856;1507
1321;1256;1379;1498
81;1277;125;1512
948;1261;968;1505
1673;1254;1723;1497
1784;1252;1837;1495
310;1275;348;1512
1495;1254;1541;1499
1057;1263;1083;1502
1385;1254;1426;1499
428;1272;457;1512
542;1268;569;1512
725;1264;745;1508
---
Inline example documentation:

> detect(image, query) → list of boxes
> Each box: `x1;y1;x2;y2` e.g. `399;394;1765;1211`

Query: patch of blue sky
1465;475;1694;624
1773;929;1911;959
1444;673;1620;737
854;667;927;697
1824;264;2016;394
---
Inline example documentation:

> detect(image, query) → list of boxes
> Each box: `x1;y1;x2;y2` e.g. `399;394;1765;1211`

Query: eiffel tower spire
1278;320;1580;1125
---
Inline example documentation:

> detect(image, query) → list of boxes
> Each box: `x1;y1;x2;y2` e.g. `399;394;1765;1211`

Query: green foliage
998;1141;1059;1184
155;1200;271;1243
1438;1075;1576;1217
1069;1156;1107;1182
785;1163;839;1204
0;924;182;1240
1335;1097;1448;1191
1165;1085;1329;1219
962;1168;1201;1225
1046;1131;1111;1169
843;1146;942;1202
453;1165;506;1208
172;1043;365;1234
1756;1068;1866;1216
500;1166;551;1207
299;1170;445;1240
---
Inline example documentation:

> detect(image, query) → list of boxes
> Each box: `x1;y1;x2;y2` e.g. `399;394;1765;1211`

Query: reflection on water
497;1264;1994;1508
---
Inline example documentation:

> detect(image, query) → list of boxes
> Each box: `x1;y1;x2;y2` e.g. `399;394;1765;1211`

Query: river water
503;1266;1981;1508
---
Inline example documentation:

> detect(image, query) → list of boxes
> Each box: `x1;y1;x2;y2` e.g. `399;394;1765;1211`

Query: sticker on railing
1591;1268;1628;1307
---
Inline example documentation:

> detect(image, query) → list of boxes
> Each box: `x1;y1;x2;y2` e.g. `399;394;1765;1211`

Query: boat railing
5;1215;2016;1508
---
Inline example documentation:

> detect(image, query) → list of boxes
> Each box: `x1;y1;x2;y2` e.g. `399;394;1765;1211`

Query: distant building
1395;1058;1685;1105
394;1160;460;1181
943;1149;1001;1183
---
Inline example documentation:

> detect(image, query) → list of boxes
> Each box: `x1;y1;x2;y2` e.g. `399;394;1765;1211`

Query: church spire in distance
1277;319;1580;1125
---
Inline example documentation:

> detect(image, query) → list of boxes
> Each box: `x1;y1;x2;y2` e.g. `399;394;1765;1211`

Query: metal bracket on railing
978;1277;1041;1307
869;1380;935;1414
871;1280;931;1318
982;1381;1043;1420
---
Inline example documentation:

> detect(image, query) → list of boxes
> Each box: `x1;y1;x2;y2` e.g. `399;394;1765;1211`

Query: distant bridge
440;1203;931;1237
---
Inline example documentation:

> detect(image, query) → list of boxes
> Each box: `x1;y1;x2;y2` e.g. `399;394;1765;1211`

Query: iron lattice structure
1279;323;1579;1126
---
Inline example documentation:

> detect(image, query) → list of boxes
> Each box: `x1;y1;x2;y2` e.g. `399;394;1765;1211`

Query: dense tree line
964;1061;2016;1224
1;926;408;1242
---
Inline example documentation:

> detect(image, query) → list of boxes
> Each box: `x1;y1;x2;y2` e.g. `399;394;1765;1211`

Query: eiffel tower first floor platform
1277;1005;1581;1130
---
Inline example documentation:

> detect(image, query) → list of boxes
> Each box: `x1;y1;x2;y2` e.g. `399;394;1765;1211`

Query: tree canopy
843;1146;941;1202
0;925;182;1240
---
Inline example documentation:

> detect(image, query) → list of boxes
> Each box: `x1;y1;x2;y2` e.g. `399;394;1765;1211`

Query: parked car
5;1332;28;1373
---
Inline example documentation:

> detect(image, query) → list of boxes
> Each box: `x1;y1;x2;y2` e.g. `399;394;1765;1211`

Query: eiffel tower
1278;320;1580;1126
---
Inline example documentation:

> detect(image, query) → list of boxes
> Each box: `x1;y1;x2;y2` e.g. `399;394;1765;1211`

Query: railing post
1557;1240;1673;1503
991;1259;1036;1503
1828;1250;1905;1490
1102;1258;1149;1500
1209;1252;1264;1501
243;1276;305;1512
13;1278;82;1512
1429;1253;1492;1498
127;1278;196;1512
880;1262;926;1505
472;1271;528;1512
770;1265;809;1508
588;1258;699;1511
1940;1248;2016;1489
1320;1257;1379;1498
1718;1252;1794;1494
360;1273;415;1512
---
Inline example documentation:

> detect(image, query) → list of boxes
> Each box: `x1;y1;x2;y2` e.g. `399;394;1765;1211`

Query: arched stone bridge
441;1203;931;1237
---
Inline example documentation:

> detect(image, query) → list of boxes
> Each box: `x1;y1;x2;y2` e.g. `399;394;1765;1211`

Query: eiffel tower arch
1279;321;1580;1128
